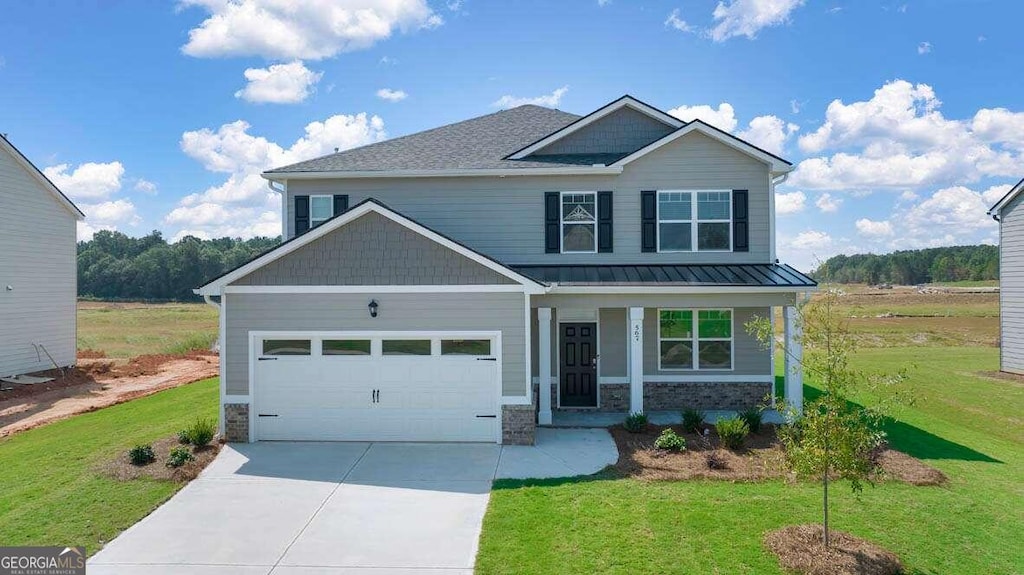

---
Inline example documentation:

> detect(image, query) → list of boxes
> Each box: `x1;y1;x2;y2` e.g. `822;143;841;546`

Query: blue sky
1;0;1021;270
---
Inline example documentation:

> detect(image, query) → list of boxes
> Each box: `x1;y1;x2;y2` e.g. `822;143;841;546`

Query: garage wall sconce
368;299;379;318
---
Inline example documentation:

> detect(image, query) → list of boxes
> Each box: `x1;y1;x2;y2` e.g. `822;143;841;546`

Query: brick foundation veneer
502;404;536;445
224;403;249;442
644;381;771;411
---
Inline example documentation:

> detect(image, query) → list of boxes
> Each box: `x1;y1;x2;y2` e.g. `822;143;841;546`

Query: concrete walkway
89;428;616;575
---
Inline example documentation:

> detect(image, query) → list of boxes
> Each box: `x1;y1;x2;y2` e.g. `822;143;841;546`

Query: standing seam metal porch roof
509;264;816;287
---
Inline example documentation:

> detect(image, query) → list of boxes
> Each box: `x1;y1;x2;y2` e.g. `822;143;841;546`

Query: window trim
309;194;334;228
656;190;733;253
657;308;734;371
560;191;598;254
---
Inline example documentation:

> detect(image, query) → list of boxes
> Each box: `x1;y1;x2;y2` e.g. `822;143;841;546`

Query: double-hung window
658;309;733;370
561;192;597;253
657;190;732;252
309;195;333;228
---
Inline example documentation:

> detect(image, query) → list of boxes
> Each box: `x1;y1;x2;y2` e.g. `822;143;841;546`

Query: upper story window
657;190;732;252
561;192;597;253
310;195;334;228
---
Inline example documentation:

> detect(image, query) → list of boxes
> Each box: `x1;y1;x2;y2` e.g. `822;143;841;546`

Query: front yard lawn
0;377;218;554
477;347;1024;574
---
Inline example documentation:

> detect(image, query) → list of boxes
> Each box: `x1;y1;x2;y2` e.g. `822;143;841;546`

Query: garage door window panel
262;339;311;356
382;339;432;355
322;339;372;356
441;339;492;356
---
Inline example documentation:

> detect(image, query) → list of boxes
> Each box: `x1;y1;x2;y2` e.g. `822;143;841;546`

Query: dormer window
561;192;597;253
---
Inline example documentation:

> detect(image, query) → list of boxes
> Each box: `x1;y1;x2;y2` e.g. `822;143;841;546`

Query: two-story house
196;96;816;445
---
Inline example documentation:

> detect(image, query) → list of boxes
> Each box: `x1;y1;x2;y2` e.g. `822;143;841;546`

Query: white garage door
252;332;500;442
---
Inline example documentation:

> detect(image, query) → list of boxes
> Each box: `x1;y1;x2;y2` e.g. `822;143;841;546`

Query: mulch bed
98;435;222;482
764;524;902;575
0;367;98;402
611;424;947;486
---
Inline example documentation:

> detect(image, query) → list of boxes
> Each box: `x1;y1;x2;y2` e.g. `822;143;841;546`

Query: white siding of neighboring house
1000;195;1024;373
0;147;78;376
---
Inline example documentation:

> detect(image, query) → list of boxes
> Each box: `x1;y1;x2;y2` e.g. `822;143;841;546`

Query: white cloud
790;99;804;114
77;221;115;242
446;0;464;10
736;115;799;156
815;192;841;213
134;179;158;195
234;61;322;104
168;113;386;238
898;190;919;203
180;0;441;60
668;103;738;131
43;161;124;200
790;80;1024;190
776;190;806;214
379;55;397;65
917;41;932;55
492;86;569;109
855;218;894;238
665;9;693;32
76;199;141;241
376;88;408;102
792;230;832;250
897;185;999;247
709;0;806;42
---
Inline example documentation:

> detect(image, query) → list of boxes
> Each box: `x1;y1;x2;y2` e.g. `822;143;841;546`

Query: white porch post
783;305;804;415
537;307;553;425
629;307;645;414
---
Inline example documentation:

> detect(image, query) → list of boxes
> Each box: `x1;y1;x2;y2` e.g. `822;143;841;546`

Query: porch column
783;305;804;415
629;307;644;414
537;307;553;425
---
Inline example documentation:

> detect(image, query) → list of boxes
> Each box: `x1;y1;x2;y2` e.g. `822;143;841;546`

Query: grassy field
0;378;218;553
77;301;218;359
478;286;1023;575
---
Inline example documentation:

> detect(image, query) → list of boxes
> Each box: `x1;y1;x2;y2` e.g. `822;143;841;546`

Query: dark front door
560;322;598;407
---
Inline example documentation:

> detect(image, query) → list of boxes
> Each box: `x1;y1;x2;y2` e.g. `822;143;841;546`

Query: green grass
476;347;1024;574
927;280;1000;288
77;302;219;359
0;378;218;554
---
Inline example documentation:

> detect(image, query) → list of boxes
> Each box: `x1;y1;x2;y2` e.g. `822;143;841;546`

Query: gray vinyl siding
533;107;675;156
235;212;513;286
223;292;527;397
529;294;778;379
1000;196;1024;373
0;148;77;376
285;130;772;264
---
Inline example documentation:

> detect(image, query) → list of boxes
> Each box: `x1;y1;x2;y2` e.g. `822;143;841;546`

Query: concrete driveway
89;429;616;575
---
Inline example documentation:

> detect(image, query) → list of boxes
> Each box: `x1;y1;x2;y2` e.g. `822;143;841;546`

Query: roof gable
196;199;546;295
530;104;676;157
507;96;685;160
988;177;1024;218
0;135;85;220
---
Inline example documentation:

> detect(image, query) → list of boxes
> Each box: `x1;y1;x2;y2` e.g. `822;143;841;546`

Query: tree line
78;230;281;301
812;244;999;285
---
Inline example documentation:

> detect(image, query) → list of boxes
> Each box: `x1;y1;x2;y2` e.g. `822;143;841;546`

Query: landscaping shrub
654;428;686;451
705;450;728;470
184;417;216;447
128;444;156;466
739;408;763;434
176;429;190;444
624;412;648;433
716;416;750;450
681;407;705;433
166;446;195;468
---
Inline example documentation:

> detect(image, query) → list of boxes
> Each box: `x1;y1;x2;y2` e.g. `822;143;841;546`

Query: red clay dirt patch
81;350;213;379
0;355;218;437
0;367;97;403
77;349;108;359
98;435;222;483
764;524;902;575
611;424;945;486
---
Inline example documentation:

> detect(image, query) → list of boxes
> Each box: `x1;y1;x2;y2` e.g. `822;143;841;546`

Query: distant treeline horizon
811;244;998;285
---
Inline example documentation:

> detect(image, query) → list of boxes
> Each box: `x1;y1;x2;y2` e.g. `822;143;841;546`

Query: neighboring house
987;177;1024;374
0;135;84;377
197;96;816;445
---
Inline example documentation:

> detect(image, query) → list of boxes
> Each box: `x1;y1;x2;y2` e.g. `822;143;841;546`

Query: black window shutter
597;191;613;253
733;189;749;252
545;192;560;253
295;195;310;235
641;190;657;253
333;194;349;216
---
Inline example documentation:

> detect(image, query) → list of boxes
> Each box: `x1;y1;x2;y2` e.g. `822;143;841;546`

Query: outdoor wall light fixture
368;300;379;318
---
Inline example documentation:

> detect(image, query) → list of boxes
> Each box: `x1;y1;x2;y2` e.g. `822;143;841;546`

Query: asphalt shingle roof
267;105;602;174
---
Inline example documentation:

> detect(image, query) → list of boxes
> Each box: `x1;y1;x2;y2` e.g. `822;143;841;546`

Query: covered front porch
517;264;815;427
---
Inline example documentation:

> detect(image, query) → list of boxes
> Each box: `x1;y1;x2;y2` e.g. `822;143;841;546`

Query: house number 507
633;325;641;342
